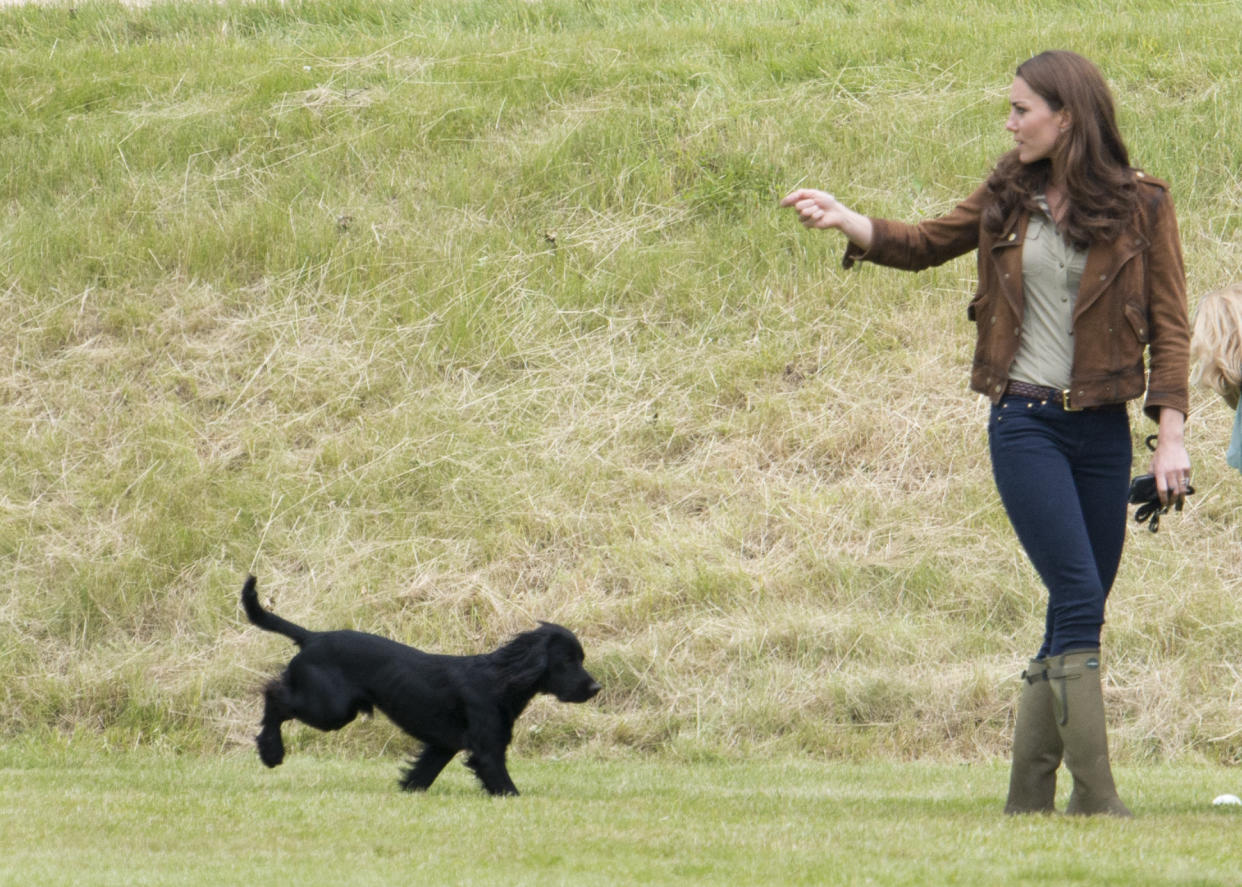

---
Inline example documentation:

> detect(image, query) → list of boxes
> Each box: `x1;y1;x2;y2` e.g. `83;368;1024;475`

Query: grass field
2;2;1242;871
4;743;1242;886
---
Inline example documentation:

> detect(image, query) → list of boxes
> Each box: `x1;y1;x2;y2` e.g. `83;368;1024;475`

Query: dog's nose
585;681;601;698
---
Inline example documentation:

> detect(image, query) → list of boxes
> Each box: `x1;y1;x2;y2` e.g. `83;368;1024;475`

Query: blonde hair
1190;282;1242;408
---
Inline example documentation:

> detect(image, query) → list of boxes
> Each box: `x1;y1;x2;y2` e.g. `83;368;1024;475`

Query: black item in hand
1128;434;1193;533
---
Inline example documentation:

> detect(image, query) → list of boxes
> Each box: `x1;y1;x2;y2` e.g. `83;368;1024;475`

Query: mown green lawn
2;2;1241;882
3;745;1241;886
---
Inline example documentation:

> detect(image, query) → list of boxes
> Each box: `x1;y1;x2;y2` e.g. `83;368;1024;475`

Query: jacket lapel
1074;223;1148;320
988;210;1027;320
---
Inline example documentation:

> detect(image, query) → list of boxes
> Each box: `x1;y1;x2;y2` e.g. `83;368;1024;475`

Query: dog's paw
256;732;285;768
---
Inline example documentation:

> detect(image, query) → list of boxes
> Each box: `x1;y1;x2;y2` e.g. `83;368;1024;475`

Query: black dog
241;576;600;796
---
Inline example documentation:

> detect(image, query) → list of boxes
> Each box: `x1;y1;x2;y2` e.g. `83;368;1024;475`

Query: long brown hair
982;50;1139;248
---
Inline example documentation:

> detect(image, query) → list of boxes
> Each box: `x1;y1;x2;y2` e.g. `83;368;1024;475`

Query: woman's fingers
780;192;836;227
779;188;820;206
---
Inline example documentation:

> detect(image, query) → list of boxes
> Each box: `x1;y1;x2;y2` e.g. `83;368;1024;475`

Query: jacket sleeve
842;183;988;271
1141;185;1190;421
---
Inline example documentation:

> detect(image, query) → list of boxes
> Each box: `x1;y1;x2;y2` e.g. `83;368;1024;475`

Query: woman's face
1006;76;1067;164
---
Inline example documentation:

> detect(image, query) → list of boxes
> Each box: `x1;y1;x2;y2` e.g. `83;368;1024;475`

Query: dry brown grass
2;0;1241;765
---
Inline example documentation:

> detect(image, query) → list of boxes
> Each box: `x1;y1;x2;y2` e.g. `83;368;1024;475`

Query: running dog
241;576;600;795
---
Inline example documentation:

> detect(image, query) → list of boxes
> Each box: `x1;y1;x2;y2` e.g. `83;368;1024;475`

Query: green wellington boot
1048;649;1133;817
1004;659;1063;814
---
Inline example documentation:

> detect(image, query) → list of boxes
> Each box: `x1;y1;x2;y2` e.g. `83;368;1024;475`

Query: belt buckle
1061;389;1082;411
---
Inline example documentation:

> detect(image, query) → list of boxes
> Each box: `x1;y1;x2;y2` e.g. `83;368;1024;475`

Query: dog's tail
242;575;312;646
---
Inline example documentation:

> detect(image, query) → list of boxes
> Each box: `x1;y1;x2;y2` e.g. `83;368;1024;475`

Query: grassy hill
1;0;1240;764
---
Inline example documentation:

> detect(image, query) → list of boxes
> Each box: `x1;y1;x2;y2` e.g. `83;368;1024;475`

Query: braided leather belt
1003;380;1125;412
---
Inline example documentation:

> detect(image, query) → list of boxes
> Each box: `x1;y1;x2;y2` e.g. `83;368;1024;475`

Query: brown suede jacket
843;172;1189;421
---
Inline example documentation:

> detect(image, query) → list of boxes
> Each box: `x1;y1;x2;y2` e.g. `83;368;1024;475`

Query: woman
782;50;1191;816
1191;283;1242;474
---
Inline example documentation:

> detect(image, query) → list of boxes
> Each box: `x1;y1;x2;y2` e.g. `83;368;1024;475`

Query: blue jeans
987;395;1132;657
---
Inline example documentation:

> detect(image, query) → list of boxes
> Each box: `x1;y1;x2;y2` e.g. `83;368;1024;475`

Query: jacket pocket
1123;302;1149;343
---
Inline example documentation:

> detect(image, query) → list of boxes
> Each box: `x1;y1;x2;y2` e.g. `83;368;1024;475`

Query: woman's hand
1149;408;1192;507
780;188;874;250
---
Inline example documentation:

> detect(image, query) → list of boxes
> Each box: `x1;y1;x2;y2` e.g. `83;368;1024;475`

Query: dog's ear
498;627;551;688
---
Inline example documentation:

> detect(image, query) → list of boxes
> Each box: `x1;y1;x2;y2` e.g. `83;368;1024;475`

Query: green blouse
1008;197;1088;391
